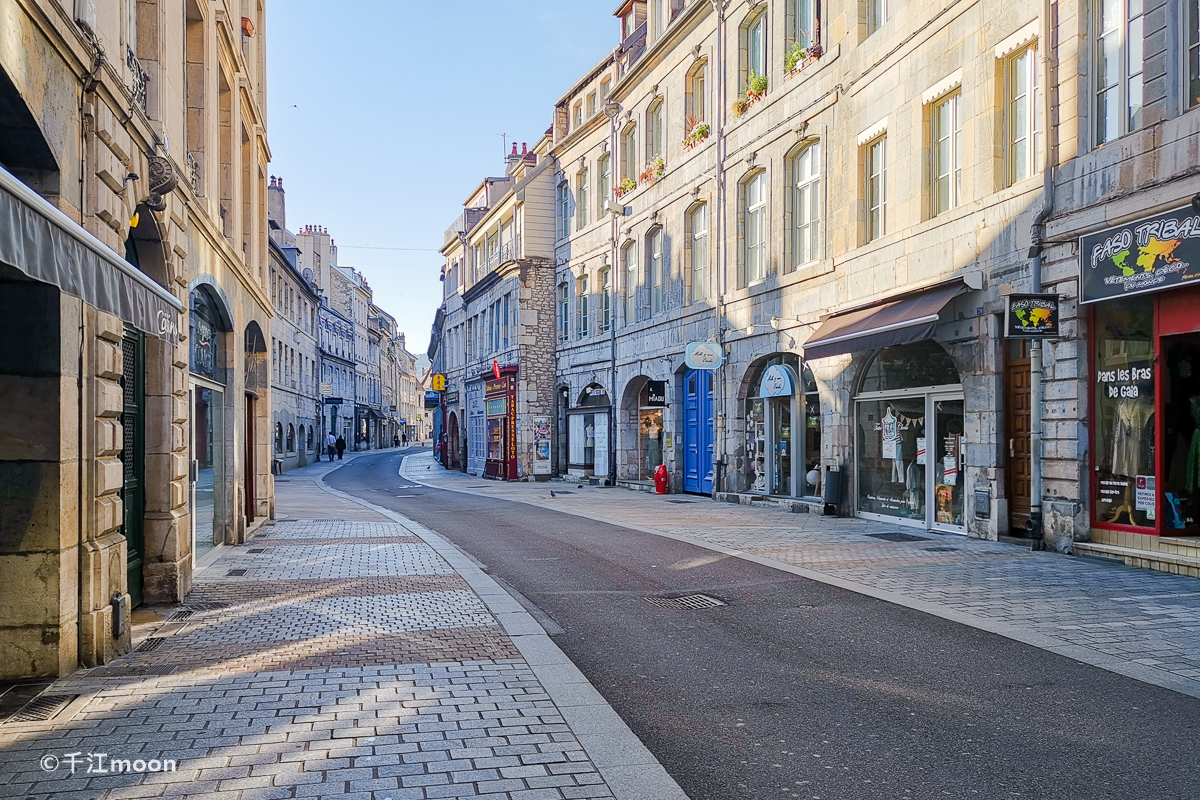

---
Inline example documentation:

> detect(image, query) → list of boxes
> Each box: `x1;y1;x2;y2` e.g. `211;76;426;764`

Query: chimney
268;174;286;233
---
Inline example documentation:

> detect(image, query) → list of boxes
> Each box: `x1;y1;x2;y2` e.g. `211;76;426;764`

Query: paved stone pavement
402;452;1200;700
0;453;686;800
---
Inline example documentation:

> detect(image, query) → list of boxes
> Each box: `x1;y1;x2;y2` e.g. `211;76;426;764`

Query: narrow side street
0;453;684;800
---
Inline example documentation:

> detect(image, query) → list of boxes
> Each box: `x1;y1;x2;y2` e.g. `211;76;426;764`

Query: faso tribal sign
1080;205;1200;303
1004;294;1060;338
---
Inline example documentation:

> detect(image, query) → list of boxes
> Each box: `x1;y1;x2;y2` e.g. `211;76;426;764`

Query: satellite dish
302;268;313;281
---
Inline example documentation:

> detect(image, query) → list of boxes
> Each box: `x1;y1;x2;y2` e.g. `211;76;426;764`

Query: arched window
621;123;638;184
190;288;224;381
788;142;821;271
286;424;295;452
274;422;283;454
859;340;960;393
308;425;315;452
647;227;665;314
622;240;639;325
645;99;664;162
689;203;708;303
742;171;767;286
596;154;610;218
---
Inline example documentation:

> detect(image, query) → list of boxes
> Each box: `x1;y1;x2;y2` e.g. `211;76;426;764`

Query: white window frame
794;0;817;51
576;167;589;229
646;100;664;161
622;124;639;182
599;267;612;331
649;228;665;314
1005;45;1040;185
557;181;570;240
1094;0;1147;145
690;203;708;303
930;92;962;216
865;136;887;242
866;0;888;35
789;142;821;271
745;172;767;285
597;154;611;217
558;283;570;342
577;275;590;339
747;13;767;83
623;241;638;325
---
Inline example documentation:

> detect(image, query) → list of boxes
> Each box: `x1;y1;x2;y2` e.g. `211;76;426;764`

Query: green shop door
120;331;145;608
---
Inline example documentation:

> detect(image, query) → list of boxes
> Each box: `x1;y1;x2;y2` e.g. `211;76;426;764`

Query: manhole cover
135;637;166;653
226;569;247;577
644;594;727;610
867;532;931;543
923;546;959;553
3;694;78;724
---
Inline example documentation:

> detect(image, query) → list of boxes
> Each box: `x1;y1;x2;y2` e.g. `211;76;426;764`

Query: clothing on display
1188;396;1200;492
1111;399;1154;477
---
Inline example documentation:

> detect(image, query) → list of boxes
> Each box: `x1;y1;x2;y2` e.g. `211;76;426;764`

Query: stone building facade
0;0;274;679
431;137;558;480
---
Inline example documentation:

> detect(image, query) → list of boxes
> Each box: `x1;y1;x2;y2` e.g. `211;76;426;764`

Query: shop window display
639;408;664;480
1093;296;1156;528
857;398;927;521
1163;333;1200;531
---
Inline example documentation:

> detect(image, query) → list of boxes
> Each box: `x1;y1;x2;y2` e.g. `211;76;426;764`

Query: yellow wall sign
431;373;446;391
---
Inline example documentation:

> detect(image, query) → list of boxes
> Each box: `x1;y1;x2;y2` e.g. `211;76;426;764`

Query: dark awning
369;409;387;421
0;165;181;343
803;279;975;361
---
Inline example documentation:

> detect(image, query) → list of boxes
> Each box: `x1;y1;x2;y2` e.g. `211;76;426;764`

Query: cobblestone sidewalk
403;452;1200;700
0;455;684;800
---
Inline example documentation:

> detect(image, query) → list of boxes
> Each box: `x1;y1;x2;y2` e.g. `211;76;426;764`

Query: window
744;172;767;284
1006;46;1041;184
597;154;611;217
559;283;570;342
794;0;817;51
746;13;767;84
649;228;665;314
930;93;962;215
274;422;283;454
623;241;638;324
867;0;888;35
600;76;612;101
687;62;708;125
577;275;590;338
646;100;664;162
577;168;589;229
558;181;571;239
621;124;639;183
501;294;510;349
286;423;295;452
1095;0;1146;144
573;101;583;130
790;143;821;270
651;0;666;40
1190;0;1199;108
866;137;887;242
690;204;708;303
599;267;612;331
587;91;597;117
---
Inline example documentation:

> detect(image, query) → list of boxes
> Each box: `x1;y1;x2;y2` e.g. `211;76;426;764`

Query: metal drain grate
867;532;932;543
88;665;177;678
3;694;78;724
180;602;230;612
135;637;166;653
226;569;247;577
166;609;195;621
247;548;269;554
665;499;696;504
923;546;959;553
644;594;727;610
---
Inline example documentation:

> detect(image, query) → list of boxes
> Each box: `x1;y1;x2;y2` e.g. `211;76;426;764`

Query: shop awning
802;278;977;361
0;164;181;343
368;409;387;421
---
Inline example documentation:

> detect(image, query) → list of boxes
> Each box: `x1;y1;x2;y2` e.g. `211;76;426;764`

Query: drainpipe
1027;0;1056;549
711;0;728;498
604;89;622;487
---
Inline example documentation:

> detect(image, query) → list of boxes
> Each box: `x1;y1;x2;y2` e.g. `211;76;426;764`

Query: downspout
1027;0;1056;548
711;0;728;498
609;113;619;487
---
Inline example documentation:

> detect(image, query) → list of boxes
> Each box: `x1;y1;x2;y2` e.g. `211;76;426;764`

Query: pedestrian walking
393;434;400;448
325;432;337;462
335;435;346;460
401;433;408;445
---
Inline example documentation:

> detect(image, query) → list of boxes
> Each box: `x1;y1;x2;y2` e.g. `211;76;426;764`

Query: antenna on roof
497;133;507;160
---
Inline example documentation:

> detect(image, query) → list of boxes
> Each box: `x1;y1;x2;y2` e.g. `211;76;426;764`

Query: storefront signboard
1004;294;1061;338
324;396;344;405
644;380;667;406
445;390;460;405
424;390;440;408
684;341;725;369
431;373;446;391
1079;205;1200;304
759;365;794;398
486;398;507;417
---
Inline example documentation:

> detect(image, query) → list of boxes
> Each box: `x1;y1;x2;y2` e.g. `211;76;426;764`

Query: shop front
803;278;979;533
189;285;231;562
568;383;611;479
636;379;666;481
485;366;519;480
743;355;822;498
1082;205;1200;538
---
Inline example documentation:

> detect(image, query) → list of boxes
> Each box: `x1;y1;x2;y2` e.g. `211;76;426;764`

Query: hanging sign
684;341;725;370
758;365;794;398
644;380;667;406
1005;294;1061;338
1079;205;1200;304
431;373;446;391
493;360;502;380
320;382;333;395
444;390;460;405
424;390;441;408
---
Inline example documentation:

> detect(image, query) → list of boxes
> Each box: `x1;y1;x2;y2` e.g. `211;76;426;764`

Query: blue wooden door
683;369;714;494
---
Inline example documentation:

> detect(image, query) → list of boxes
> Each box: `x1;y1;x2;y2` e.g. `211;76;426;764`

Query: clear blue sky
266;1;618;358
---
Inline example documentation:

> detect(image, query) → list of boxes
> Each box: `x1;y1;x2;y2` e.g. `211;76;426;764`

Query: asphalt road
328;451;1200;800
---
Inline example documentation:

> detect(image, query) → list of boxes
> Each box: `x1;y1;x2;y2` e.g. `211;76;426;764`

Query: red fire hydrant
654;464;668;495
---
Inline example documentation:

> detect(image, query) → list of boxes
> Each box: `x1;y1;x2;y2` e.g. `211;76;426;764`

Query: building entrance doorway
682;369;714;494
1005;339;1032;532
190;382;224;562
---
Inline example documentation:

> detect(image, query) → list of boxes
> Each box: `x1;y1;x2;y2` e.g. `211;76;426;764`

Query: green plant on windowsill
615;177;637;198
785;41;809;72
683;116;710;149
747;72;768;99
